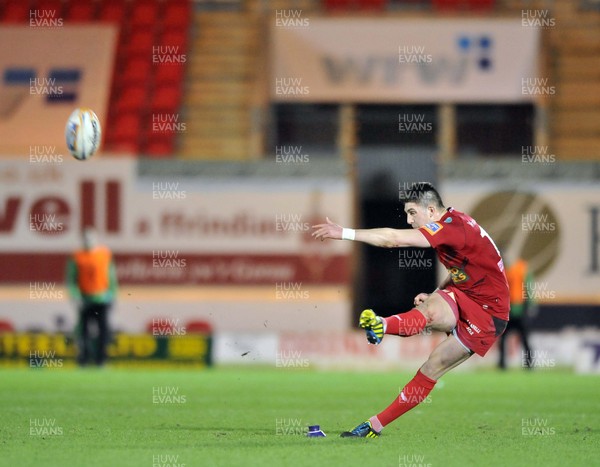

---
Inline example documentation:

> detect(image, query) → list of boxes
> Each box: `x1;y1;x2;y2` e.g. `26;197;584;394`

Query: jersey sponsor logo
444;217;453;223
422;222;443;235
448;266;469;284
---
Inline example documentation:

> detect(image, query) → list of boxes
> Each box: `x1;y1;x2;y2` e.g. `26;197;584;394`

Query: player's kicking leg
341;334;472;437
342;292;468;438
359;291;458;344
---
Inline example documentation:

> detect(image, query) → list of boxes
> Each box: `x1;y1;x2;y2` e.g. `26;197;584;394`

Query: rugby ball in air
65;108;101;160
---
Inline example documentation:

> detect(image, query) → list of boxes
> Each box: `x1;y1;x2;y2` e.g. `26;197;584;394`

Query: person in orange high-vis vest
498;258;534;369
66;228;118;366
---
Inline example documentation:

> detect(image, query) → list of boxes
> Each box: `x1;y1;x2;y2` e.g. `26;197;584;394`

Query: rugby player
312;183;509;438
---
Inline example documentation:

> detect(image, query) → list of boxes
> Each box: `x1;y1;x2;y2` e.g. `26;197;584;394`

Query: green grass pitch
1;367;598;467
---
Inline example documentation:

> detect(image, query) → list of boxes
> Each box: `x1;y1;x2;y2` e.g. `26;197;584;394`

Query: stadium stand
1;0;598;161
107;0;190;156
180;9;260;159
0;0;191;157
82;0;191;157
323;0;387;12
65;0;97;21
0;0;32;22
97;0;129;24
109;111;144;153
548;1;600;159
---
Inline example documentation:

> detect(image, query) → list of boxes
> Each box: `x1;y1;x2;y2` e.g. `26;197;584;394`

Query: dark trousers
498;316;532;369
78;302;110;366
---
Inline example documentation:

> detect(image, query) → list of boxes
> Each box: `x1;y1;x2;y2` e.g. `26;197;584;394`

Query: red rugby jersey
418;208;510;320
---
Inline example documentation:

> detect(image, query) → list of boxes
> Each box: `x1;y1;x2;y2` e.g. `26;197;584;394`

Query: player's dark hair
400;182;445;209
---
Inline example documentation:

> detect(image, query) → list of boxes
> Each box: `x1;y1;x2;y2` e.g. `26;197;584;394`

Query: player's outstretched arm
311;217;430;248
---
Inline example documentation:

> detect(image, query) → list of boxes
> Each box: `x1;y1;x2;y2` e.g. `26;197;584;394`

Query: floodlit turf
1;367;598;467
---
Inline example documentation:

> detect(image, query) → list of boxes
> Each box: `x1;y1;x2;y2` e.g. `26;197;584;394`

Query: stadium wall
0;158;353;343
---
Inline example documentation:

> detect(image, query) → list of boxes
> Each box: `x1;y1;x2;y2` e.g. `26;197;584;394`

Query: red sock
384;309;427;336
374;370;437;428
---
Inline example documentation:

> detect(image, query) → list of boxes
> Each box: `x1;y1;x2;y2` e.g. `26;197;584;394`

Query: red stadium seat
145;137;175;157
153;63;185;86
115;34;130;62
1;1;32;23
122;55;153;86
97;0;188;156
432;0;459;9
33;0;63;18
150;85;182;113
106;112;143;153
106;139;141;154
159;29;188;50
468;0;495;10
324;0;387;12
432;0;494;10
130;0;159;29
114;85;148;114
126;29;156;57
359;0;387;11
162;0;192;30
98;0;128;24
323;0;342;11
65;0;97;22
323;0;359;12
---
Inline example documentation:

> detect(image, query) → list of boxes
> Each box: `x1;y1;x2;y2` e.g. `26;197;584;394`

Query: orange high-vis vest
73;246;112;295
506;259;527;305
